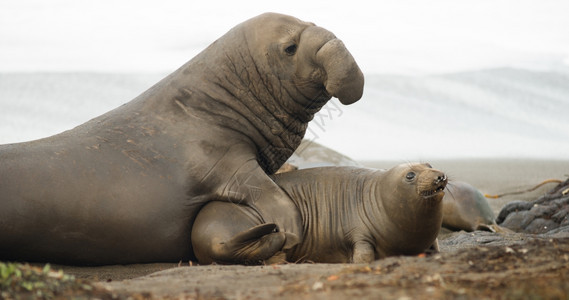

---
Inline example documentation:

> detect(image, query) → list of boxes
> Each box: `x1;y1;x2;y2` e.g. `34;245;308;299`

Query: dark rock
496;201;534;224
497;178;569;234
525;218;559;234
500;211;534;231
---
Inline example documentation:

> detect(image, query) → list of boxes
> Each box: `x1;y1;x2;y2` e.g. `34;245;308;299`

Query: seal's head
382;163;447;206
191;12;364;173
410;163;448;203
376;163;447;254
241;12;364;106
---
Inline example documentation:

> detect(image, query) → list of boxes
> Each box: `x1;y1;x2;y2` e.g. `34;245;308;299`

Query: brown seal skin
276;140;498;233
191;163;447;265
0;13;364;265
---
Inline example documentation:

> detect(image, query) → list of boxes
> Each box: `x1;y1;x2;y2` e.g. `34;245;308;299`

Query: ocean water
310;68;569;160
1;68;568;161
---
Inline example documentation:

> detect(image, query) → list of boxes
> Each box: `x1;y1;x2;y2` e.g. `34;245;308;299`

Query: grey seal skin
191;163;447;265
0;13;364;265
278;140;361;171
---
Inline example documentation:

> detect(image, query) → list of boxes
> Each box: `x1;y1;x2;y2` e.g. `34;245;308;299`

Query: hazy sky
1;1;568;160
1;0;568;75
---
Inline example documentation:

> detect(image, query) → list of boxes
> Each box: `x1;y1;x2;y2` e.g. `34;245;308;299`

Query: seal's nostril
434;175;447;185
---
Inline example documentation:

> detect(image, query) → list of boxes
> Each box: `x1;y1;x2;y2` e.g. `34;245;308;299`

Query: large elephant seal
0;13;364;265
191;163;447;264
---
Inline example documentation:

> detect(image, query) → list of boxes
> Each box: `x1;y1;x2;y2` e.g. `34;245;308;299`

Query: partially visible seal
442;181;497;232
191;163;447;264
277;140;361;172
0;13;364;265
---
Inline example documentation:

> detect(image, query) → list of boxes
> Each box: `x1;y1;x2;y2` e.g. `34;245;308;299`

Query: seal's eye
405;172;416;181
284;44;297;55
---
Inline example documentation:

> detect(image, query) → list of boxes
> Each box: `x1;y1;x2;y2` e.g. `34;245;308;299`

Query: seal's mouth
421;185;446;199
420;174;448;199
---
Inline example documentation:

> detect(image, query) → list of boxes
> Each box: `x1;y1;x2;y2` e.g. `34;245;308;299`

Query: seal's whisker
446;184;457;200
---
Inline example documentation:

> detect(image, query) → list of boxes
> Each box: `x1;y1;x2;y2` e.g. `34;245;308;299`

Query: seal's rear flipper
228;223;278;243
213;223;295;265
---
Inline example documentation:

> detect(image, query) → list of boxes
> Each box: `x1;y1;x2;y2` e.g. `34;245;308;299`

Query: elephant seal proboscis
191;163;448;265
0;13;364;265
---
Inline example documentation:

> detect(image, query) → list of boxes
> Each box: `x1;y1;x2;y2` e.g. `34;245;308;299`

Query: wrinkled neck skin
278;168;379;263
160;26;331;174
280;168;442;263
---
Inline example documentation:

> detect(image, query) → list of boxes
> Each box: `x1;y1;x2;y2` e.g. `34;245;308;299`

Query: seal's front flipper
425;238;440;254
218;158;304;240
432;238;440;251
282;232;299;250
352;240;375;263
264;232;300;264
213;223;298;265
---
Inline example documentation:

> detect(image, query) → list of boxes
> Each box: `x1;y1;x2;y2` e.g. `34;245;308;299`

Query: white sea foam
1;69;567;161
1;1;568;160
305;68;569;160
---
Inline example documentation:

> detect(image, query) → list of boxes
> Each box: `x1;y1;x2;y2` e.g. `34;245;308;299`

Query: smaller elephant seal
442;181;498;232
191;163;447;265
275;140;499;233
